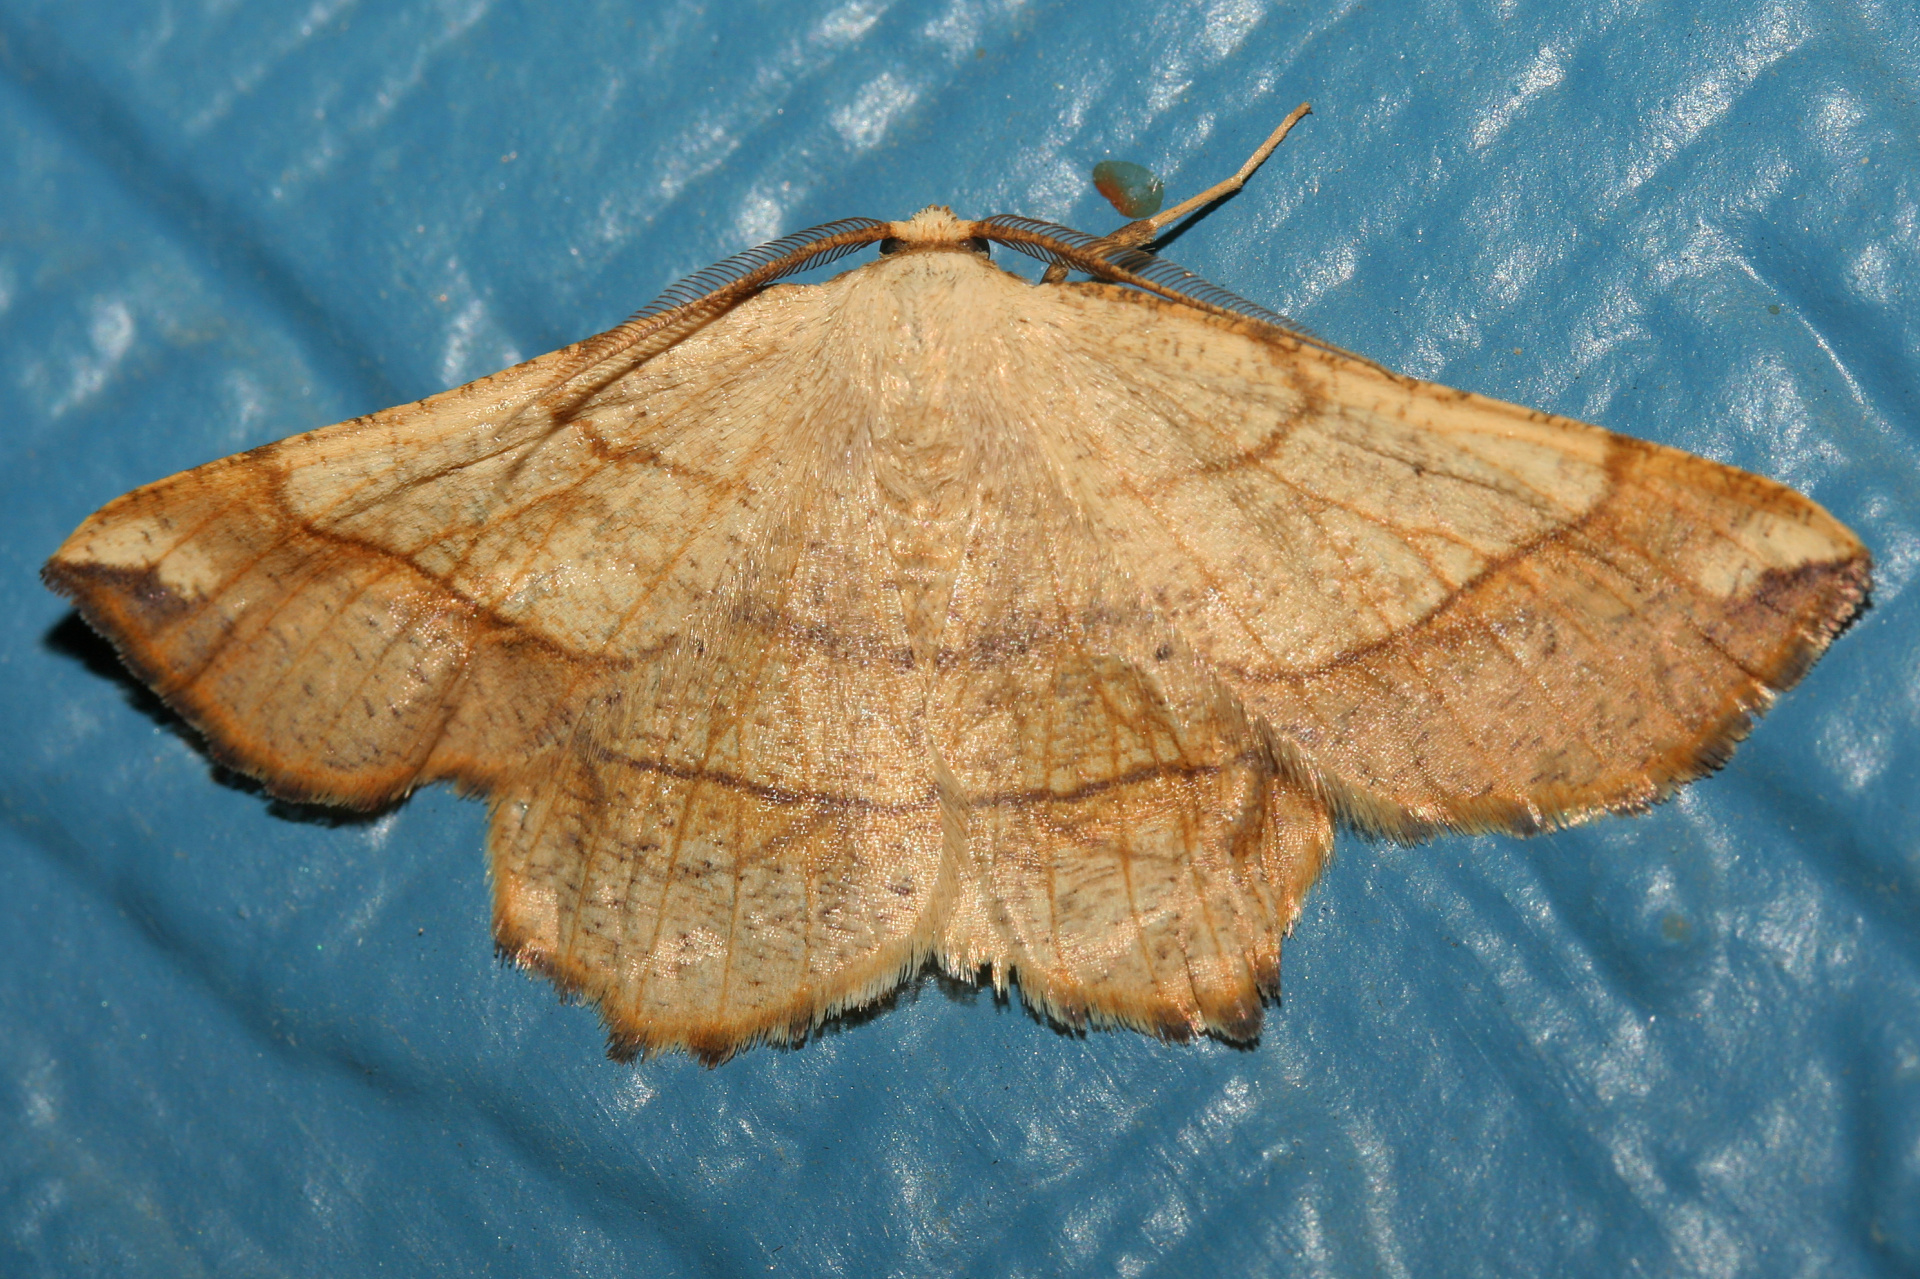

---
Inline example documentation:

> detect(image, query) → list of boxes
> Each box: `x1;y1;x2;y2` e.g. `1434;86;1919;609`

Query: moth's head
881;205;991;257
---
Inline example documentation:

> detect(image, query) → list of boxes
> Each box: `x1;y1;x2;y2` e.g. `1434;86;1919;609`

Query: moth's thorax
823;250;1041;477
838;247;1030;354
888;204;978;246
821;238;1044;662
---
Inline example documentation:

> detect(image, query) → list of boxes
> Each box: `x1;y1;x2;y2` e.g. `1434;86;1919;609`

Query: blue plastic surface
3;1;1916;1274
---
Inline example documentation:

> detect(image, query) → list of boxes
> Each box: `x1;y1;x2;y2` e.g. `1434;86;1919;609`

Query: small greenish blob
1092;160;1165;218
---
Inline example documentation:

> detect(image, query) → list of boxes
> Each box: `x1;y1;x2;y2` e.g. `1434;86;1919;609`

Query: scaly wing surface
922;351;1333;1044
1019;283;1869;838
45;277;950;1060
46;282;872;804
486;409;946;1062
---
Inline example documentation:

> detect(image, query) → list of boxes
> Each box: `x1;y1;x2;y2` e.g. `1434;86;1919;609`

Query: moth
45;107;1869;1063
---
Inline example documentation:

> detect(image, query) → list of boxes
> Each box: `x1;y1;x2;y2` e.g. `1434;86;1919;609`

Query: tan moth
44;106;1869;1063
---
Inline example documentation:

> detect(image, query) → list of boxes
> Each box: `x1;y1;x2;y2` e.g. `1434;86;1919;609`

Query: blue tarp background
2;1;1915;1274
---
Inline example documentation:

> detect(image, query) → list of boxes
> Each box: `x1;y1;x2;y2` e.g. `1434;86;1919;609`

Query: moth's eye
966;237;993;257
878;237;902;256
